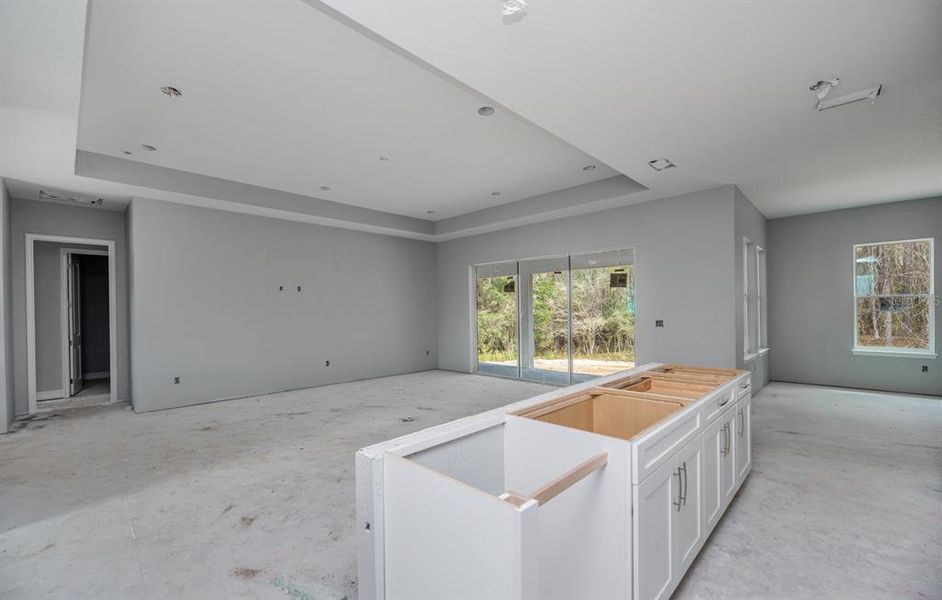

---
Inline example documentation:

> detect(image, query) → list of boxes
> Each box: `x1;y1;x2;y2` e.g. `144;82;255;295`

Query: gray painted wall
128;197;438;412
10;199;131;415
437;186;739;373
32;242;108;395
768;197;941;395
0;180;13;433
734;188;770;388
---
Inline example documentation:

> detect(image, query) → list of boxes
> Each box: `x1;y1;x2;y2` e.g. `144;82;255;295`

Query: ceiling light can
160;85;183;98
583;165;597;171
477;106;495;116
141;144;157;152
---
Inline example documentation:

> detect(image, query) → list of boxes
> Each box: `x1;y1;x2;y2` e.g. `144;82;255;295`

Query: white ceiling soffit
77;0;631;224
2;177;127;212
322;0;942;218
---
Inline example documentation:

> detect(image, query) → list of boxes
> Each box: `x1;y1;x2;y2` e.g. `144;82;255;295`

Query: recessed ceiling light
39;189;59;200
141;144;157;152
477;106;495;116
122;150;133;155
490;191;501;196
319;186;330;191
379;156;390;161
160;85;183;98
648;158;675;172
426;210;436;215
583;164;597;171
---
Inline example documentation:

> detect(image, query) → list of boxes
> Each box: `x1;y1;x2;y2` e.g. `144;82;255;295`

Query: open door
67;254;84;397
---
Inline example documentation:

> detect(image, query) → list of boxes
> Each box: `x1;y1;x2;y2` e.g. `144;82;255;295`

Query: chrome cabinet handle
673;467;682;512
740;381;749;389
681;461;688;506
718;393;730;407
720;425;727;456
738;408;744;437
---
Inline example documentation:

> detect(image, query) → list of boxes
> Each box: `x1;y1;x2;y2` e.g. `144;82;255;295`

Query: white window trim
852;348;938;359
852;237;935;357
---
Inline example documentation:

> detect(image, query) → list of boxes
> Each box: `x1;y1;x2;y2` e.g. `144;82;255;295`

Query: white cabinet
358;364;755;600
633;458;675;600
633;435;703;600
702;405;736;532
673;435;703;576
735;395;752;485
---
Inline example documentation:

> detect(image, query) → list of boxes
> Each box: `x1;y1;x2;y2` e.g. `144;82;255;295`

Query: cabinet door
702;415;724;532
720;410;737;507
672;436;703;577
735;396;752;485
633;459;676;600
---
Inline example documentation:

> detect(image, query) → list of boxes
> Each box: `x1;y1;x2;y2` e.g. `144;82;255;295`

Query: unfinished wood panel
616;377;714;399
597;387;699;406
647;372;731;386
534;398;594;432
524;391;684;442
592;394;683;440
658;365;742;378
530;452;608;506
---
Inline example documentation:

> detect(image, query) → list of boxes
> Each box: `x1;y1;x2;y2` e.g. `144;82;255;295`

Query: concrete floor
1;373;939;599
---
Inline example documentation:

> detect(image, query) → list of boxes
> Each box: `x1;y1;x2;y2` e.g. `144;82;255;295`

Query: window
474;248;636;384
757;246;767;349
853;238;935;356
743;239;767;360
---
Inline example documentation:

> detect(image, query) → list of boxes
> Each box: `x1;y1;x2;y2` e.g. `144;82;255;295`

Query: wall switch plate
173;376;180;384
426;350;430;356
655;320;664;328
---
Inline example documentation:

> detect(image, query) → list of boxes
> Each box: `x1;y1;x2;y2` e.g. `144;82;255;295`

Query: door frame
59;247;109;400
25;234;117;414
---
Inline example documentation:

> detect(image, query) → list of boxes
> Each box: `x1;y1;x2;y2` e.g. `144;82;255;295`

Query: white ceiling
3;0;940;240
76;0;617;221
323;0;942;218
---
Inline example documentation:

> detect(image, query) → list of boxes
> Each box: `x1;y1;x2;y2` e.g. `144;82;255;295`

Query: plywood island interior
356;363;753;600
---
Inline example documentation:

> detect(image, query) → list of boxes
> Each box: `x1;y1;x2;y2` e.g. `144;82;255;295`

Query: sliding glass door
520;257;571;385
475;262;519;378
474;248;635;385
570;249;636;381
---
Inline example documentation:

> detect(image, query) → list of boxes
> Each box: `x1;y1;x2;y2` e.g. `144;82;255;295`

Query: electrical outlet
173;376;180;384
426;350;430;356
922;365;929;373
655;320;664;328
325;360;330;367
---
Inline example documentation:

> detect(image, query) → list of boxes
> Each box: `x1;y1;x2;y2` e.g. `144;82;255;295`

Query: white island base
356;363;752;600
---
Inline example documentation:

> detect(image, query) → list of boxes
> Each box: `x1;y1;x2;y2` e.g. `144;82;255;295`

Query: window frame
852;237;936;358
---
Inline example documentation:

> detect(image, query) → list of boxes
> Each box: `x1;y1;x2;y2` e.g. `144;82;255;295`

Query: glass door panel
520;257;571;385
475;262;519;378
570;249;636;382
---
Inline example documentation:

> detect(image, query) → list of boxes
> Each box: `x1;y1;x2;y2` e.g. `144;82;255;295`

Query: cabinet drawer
701;384;735;425
735;376;751;400
632;405;702;484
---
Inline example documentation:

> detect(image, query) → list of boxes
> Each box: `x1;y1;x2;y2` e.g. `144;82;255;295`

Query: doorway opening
26;235;117;413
